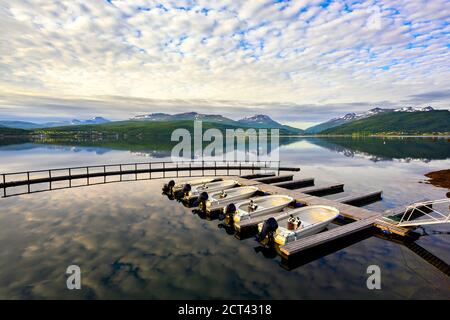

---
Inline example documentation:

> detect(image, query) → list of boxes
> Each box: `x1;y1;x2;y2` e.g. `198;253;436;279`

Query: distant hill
321;110;450;135
0;126;29;135
132;112;237;126
2;112;302;134
0;117;110;129
0;120;42;129
131;112;303;134
305;106;435;134
35;119;300;137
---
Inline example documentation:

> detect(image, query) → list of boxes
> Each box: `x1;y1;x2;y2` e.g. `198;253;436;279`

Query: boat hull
257;205;339;245
233;195;294;222
206;187;259;212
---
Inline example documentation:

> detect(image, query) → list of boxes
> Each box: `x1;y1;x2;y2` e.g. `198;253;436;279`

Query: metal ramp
395;199;450;227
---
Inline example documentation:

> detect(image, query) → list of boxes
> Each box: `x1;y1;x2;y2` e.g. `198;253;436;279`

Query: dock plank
253;174;294;184
239;172;275;179
297;184;344;196
336;191;382;206
272;178;314;190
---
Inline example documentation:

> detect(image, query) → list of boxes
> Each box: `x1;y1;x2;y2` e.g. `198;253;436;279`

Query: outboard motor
256;217;278;243
180;183;191;199
162;180;176;193
224;203;237;217
174;183;191;199
196;192;209;211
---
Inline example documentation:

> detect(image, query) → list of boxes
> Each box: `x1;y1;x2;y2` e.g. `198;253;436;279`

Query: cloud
406;90;450;103
0;0;449;125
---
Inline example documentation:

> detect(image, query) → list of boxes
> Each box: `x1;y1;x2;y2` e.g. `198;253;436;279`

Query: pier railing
0;160;299;197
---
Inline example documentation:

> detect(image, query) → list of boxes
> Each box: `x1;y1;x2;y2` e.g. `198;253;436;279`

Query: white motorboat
203;186;259;212
257;205;339;245
230;195;294;222
185;179;239;199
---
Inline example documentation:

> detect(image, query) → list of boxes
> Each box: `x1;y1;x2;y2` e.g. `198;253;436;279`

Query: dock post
2;174;6;197
104;166;106;183
135;163;138;180
27;172;30;193
69;168;72;187
49;170;52;190
87;167;90;185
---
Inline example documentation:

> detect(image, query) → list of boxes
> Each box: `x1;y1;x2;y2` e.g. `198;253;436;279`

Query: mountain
0;117;110;129
45;117;110;127
321;110;449;135
71;117;110;125
132;112;237;125
0;120;42;129
237;114;303;134
132;112;303;133
305;106;435;134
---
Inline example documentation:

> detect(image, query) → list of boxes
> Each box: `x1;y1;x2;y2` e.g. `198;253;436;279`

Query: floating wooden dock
233;176;415;256
1;161;425;259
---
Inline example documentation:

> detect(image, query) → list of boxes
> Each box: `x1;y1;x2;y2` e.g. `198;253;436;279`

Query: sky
0;0;449;128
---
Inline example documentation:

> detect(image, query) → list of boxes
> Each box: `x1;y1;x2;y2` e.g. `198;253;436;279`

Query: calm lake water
0;137;449;299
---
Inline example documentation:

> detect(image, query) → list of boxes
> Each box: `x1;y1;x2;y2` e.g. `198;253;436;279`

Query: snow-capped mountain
237;114;303;133
131;112;236;124
238;114;281;127
394;106;434;112
70;117;110;125
305;106;435;134
131;112;303;133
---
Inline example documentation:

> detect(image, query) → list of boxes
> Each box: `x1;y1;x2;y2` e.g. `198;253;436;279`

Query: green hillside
35;120;295;137
322;111;450;135
0;126;29;136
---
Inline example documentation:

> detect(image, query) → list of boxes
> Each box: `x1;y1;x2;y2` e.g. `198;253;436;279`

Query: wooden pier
1;162;422;259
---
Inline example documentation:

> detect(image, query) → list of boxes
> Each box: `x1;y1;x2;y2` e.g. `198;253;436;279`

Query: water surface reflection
0;137;449;299
0;178;449;299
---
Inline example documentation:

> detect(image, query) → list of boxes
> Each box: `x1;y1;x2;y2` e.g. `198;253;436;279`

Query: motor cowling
181;184;192;198
199;192;209;202
257;217;278;243
224;203;237;216
195;192;209;210
162;180;176;193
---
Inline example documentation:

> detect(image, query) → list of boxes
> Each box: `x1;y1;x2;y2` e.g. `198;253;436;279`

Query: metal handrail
0;160;295;198
0;160;280;176
397;199;450;227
